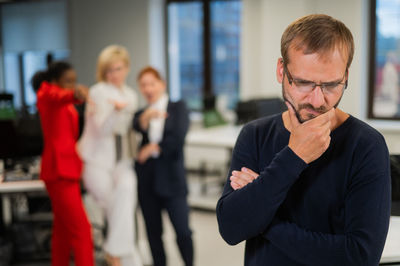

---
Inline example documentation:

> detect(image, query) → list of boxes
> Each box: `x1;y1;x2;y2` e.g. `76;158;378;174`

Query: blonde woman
79;45;142;266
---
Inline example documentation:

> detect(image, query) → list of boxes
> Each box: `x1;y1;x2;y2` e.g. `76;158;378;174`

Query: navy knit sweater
217;114;391;266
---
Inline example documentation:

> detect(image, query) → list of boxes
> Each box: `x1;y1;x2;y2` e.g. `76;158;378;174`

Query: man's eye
295;81;314;87
323;83;339;90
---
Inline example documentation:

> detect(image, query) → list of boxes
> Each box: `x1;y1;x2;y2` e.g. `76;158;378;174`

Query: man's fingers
229;166;261;190
303;107;335;127
231;172;255;187
231;181;241;190
230;176;244;188
230;168;258;190
241;167;259;179
319;108;335;122
232;170;255;183
230;176;248;188
323;125;331;140
285;101;300;128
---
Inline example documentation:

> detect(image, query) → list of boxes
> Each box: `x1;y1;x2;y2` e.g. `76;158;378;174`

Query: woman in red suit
33;61;94;266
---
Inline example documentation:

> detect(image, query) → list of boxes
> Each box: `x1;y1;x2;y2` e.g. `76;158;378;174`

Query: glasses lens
286;66;347;94
323;83;346;94
293;80;314;93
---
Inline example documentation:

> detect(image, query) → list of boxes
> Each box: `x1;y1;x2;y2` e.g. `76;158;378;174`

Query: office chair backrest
236;97;286;124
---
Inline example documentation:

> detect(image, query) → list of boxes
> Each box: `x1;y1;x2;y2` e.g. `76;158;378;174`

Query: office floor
138;209;244;266
122;173;244;266
91;174;243;266
137;174;245;266
11;208;244;266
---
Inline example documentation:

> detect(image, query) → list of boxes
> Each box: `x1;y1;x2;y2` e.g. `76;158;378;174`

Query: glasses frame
283;64;348;94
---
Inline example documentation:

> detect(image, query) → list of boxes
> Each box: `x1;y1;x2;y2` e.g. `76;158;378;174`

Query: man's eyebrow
292;77;313;83
322;78;344;84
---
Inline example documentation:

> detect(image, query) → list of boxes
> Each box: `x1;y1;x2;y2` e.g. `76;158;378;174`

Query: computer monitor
235;97;287;125
0;94;43;165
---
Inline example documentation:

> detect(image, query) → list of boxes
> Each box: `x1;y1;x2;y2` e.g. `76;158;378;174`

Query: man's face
277;47;348;123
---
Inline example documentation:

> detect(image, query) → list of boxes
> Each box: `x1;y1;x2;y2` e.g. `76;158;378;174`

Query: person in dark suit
133;66;193;266
34;61;94;266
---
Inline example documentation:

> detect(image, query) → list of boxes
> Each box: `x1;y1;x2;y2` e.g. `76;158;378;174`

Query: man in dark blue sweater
216;14;391;265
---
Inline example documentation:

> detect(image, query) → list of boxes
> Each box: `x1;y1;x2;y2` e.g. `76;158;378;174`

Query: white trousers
83;160;142;266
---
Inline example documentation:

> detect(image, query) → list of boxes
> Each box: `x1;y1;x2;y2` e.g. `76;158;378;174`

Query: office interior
0;0;400;265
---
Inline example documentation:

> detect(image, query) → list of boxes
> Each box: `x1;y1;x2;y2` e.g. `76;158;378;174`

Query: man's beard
281;83;343;123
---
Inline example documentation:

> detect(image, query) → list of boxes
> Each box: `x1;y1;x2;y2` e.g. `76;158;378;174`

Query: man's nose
308;85;325;108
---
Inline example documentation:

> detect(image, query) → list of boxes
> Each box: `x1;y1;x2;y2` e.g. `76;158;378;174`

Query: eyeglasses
284;65;348;95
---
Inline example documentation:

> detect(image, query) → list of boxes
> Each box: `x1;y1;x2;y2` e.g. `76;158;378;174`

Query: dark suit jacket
37;81;83;181
134;100;189;198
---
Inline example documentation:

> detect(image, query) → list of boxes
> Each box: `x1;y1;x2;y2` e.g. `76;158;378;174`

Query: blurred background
0;0;400;265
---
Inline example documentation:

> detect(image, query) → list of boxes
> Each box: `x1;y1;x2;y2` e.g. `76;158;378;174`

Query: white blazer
79;82;137;170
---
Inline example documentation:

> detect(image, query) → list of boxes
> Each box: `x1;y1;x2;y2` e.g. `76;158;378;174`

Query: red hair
137;66;163;81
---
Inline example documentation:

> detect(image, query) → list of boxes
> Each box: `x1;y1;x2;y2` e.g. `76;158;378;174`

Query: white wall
241;0;362;115
241;0;400;153
241;0;310;100
68;0;166;107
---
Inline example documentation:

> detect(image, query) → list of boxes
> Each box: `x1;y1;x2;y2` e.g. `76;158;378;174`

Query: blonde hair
96;45;131;82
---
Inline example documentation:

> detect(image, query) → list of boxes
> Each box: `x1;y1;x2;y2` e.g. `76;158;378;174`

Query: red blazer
37;81;82;181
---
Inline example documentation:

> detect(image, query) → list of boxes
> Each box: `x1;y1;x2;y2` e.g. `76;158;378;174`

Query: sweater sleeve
264;139;391;265
39;86;78;106
216;123;308;245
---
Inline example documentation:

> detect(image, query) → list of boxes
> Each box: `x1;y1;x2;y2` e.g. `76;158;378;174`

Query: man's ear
276;58;284;84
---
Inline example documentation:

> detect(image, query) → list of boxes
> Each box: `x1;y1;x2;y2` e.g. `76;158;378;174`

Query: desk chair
236;97;286;125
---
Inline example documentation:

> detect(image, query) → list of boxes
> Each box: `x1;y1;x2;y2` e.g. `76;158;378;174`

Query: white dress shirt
148;93;168;158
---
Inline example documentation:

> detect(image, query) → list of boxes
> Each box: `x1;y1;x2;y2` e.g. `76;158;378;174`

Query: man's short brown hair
281;14;354;69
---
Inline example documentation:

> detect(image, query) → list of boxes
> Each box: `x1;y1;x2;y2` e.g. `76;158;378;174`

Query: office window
369;0;400;119
3;50;69;113
1;0;69;113
211;1;241;109
3;54;22;109
168;2;204;109
167;0;241;110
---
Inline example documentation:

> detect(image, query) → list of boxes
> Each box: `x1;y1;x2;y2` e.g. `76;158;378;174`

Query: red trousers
45;179;94;266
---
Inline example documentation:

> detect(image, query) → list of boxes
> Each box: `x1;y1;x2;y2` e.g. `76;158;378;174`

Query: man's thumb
285;101;300;127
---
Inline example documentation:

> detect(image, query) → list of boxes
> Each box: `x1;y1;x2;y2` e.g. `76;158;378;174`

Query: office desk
0;180;45;193
0;180;46;226
186;124;241;149
186;125;242;193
